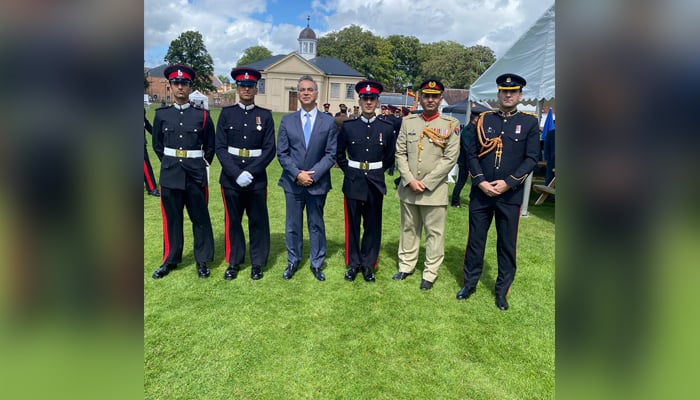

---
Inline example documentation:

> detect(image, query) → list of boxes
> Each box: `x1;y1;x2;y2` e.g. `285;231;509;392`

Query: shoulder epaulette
522;111;539;118
403;114;418;120
439;114;459;123
155;105;169;111
255;105;272;112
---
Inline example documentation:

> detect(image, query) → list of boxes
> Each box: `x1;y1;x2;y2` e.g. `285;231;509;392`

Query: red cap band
167;69;193;81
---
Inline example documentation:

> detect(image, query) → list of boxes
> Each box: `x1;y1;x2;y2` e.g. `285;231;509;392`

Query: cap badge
177;69;183;77
506;77;512;83
244;72;249;79
428;81;436;88
366;84;371;92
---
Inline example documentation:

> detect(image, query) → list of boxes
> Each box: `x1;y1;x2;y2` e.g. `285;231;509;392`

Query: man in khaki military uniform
393;78;460;290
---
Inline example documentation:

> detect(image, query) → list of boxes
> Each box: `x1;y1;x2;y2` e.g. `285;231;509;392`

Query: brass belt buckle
175;149;187;158
359;161;369;170
240;148;250;157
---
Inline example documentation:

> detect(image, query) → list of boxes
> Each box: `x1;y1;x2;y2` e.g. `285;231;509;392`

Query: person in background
349;105;361;119
393;78;460;291
335;103;349;131
335;103;347;117
456;73;540;310
216;67;276;281
321;102;332;116
144;109;160;197
450;111;480;208
276;75;337;281
151;64;215;280
336;80;395;282
379;105;402;178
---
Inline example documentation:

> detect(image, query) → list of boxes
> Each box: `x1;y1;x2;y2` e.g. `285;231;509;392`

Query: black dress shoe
495;295;509;310
456;286;476;300
147;189;161;197
282;263;297;280
196;262;210;278
450;203;461;208
392;271;412;280
419;279;434;291
223;264;239;280
361;266;376;282
344;266;358;281
311;268;326;281
251;265;263;280
152;263;174;279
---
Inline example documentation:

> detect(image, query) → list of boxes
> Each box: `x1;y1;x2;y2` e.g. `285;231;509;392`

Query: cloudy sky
144;0;554;77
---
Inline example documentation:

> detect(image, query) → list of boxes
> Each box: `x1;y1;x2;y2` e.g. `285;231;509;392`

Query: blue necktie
303;112;311;148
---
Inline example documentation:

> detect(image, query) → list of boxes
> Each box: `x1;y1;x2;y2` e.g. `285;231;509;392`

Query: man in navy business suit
277;75;337;281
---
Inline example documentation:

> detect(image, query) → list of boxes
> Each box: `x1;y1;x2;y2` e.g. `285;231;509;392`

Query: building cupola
298;16;317;60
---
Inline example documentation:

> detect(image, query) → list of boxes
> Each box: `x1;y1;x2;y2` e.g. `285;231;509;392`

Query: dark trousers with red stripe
344;187;383;270
160;181;214;265
221;186;270;267
144;145;157;191
462;199;520;297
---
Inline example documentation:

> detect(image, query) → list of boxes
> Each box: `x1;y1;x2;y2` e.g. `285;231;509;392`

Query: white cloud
144;0;553;76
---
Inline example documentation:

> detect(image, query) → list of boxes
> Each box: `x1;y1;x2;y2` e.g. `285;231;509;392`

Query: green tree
217;74;230;85
164;30;215;93
386;35;422;92
144;75;150;90
416;41;473;89
317;25;393;87
237;46;273;67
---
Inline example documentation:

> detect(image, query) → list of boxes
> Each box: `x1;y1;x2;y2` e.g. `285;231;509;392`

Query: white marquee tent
468;3;555;216
189;90;209;110
469;4;555;105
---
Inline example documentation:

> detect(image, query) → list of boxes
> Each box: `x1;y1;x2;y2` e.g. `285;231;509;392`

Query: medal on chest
256;116;262;131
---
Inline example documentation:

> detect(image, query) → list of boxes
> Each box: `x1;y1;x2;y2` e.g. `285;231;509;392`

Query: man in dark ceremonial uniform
456;73;540;310
336;80;395;282
144;109;160;197
151;64;216;279
379;105;402;177
216;67;276;281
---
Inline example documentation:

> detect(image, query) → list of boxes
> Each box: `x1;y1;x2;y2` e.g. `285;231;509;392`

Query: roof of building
242;53;363;78
299;26;316;40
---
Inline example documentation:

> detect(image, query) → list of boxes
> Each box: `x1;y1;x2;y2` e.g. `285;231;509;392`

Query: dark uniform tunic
379;114;402;176
144;112;158;192
215;103;276;268
336;115;395;270
450;121;475;206
462;109;540;296
152;103;215;265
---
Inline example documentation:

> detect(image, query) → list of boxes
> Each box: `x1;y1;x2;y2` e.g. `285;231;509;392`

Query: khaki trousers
397;201;447;282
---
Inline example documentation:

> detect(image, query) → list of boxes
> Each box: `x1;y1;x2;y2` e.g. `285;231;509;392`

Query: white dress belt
164;147;204;158
228;146;262;157
348;160;383;170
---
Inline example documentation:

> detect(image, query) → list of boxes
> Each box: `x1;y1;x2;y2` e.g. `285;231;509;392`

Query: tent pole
520;99;543;217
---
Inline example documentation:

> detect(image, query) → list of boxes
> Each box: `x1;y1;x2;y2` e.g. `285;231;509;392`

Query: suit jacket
395;113;460;206
277;110;337;195
152;104;215;190
336;116;395;200
215;104;276;191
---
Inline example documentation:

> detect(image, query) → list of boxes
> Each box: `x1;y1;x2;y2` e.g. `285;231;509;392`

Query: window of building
345;84;354;99
330;83;340;99
303;42;308;53
258;79;265;94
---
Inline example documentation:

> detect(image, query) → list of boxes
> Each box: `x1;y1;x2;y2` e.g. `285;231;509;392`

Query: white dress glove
236;171;254;187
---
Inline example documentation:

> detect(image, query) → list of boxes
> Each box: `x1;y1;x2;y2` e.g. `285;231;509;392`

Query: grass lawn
144;107;555;399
